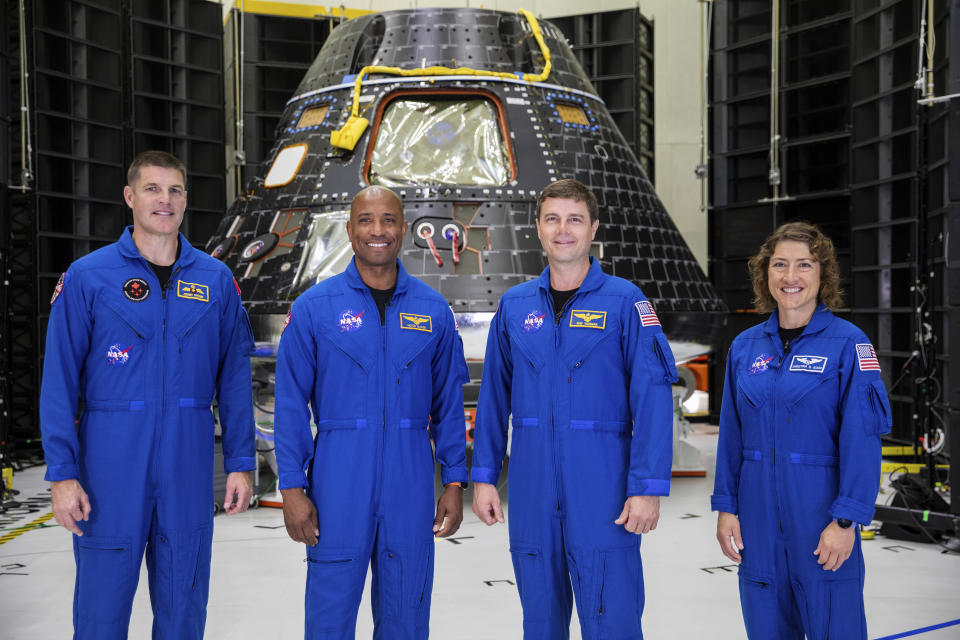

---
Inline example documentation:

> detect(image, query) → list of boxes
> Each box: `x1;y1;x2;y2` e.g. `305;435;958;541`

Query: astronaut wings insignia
789;354;828;374
400;313;433;332
569;310;606;329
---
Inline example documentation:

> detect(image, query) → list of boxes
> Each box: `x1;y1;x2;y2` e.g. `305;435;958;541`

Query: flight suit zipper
375;291;392;515
149;263;180;489
550;290;577;514
772;332;800;536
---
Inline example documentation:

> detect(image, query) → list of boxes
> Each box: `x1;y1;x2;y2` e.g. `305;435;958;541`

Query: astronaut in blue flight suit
274;186;470;639
471;179;678;639
712;222;892;639
40;151;256;640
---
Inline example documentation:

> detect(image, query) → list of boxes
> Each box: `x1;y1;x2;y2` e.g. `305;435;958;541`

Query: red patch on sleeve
233;277;242;296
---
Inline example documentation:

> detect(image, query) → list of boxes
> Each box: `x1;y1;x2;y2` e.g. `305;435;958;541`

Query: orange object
464;407;476;443
680;360;708;391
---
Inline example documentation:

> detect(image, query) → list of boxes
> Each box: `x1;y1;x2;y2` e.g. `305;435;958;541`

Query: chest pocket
736;376;766;410
395;321;439;373
508;331;545;425
175;299;218;351
313;319;374;429
785;370;838;411
92;303;154;404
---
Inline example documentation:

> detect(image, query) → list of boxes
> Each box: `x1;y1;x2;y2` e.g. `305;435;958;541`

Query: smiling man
39;150;256;639
471;179;678;639
274;185;469;639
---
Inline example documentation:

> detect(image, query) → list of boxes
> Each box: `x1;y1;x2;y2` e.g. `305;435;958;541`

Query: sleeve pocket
864;379;892;435
651;333;679;385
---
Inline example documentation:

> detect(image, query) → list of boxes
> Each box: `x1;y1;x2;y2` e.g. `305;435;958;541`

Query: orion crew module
201;8;727;468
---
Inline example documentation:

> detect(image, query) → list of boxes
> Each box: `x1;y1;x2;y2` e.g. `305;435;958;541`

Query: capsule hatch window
367;93;514;187
264;144;308;188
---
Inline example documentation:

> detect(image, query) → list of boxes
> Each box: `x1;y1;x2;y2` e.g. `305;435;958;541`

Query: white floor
2;424;959;639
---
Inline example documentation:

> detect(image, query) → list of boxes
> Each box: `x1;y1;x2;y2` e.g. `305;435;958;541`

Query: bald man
274;186;470;639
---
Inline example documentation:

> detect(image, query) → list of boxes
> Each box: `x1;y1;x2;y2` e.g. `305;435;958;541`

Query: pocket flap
651;334;679;384
106;303;153;340
866;379;892;435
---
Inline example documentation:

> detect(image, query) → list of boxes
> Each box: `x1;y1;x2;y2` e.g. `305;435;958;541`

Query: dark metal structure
1;0;225;460
205;7;726;380
710;0;958;520
550;9;656;181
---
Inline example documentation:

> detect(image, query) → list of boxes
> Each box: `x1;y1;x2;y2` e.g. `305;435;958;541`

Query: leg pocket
510;543;547;622
739;573;779;639
306;547;362;634
76;536;135;624
374;542;433;627
597;543;644;639
825;579;866;640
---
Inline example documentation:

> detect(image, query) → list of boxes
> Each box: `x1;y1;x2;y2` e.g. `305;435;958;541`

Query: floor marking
484;579;515;587
882;545;915;553
701;564;738;574
253;524;285;530
680;513;701;519
445;536;475;544
873;618;960;639
0;512;55;546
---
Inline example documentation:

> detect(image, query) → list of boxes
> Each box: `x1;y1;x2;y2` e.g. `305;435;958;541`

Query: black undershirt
367;285;396;325
147;240;182;290
550;286;579;322
779;325;806;354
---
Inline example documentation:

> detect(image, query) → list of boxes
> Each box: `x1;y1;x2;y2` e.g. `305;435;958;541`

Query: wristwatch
836;518;853;529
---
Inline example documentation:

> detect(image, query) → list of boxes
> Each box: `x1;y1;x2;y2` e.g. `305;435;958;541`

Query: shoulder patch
177;280;209;302
50;272;66;305
856;343;881;371
635;300;660;327
233;277;242;297
400;313;433;332
449;305;459;331
569;309;606;329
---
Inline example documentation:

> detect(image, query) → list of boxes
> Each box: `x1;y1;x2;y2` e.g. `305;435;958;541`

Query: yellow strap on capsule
330;8;553;151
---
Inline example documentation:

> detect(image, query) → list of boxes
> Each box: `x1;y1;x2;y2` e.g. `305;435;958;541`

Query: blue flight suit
711;304;892;639
40;227;255;640
471;258;677;640
274;258;469;640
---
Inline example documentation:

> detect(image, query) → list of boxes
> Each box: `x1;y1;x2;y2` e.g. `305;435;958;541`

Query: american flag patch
856;343;881;371
635;300;660;327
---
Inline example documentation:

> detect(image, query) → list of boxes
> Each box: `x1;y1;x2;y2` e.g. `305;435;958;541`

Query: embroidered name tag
177;280;209;302
789;355;828;374
400;313;432;332
569;310;606;329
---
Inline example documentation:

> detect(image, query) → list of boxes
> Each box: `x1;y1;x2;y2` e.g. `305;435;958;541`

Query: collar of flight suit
343;256;411;296
116;225;199;270
762;301;835;340
536;255;605;296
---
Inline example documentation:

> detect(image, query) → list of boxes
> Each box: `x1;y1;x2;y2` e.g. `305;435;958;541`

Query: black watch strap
836;518;853;529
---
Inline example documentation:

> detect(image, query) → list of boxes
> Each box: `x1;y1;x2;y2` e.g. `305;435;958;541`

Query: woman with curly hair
710;222;892;639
